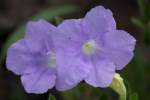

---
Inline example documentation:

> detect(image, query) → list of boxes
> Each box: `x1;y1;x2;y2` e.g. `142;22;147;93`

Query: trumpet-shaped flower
56;6;136;87
6;20;89;93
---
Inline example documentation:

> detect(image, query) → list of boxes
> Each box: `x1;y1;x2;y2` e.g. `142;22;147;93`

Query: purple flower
56;6;136;87
6;5;136;94
6;20;89;93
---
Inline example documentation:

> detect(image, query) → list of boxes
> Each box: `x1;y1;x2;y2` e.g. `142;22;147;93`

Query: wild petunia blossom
56;6;136;88
6;5;136;94
6;20;89;93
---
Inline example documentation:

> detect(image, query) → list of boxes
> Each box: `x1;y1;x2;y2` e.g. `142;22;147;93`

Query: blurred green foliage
132;0;150;45
62;83;110;100
129;93;138;100
48;94;56;100
127;0;150;100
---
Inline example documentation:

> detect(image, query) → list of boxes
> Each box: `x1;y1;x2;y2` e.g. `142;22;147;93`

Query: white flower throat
82;40;96;56
47;52;57;68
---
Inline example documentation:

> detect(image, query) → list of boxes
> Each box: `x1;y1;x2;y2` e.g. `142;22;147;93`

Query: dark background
0;0;150;100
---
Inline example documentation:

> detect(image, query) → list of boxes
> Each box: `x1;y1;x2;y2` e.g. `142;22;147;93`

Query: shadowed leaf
48;94;56;100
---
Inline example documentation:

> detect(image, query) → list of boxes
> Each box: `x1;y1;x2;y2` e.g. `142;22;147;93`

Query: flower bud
109;73;126;100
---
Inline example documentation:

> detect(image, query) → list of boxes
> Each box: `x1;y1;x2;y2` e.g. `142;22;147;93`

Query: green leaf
129;93;138;100
137;0;146;17
132;18;150;46
0;26;25;62
32;5;79;20
100;93;108;100
132;18;146;30
0;4;79;63
48;93;56;100
54;16;63;25
137;0;150;22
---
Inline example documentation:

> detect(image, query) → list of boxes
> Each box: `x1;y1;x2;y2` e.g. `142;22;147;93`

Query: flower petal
102;49;134;70
21;68;56;94
26;19;56;40
58;19;86;41
56;19;85;53
55;51;90;91
6;39;41;75
82;6;116;38
103;30;136;70
104;30;136;51
25;19;56;53
85;57;115;87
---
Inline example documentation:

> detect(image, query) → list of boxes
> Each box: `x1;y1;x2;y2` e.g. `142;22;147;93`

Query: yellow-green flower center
82;40;96;55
